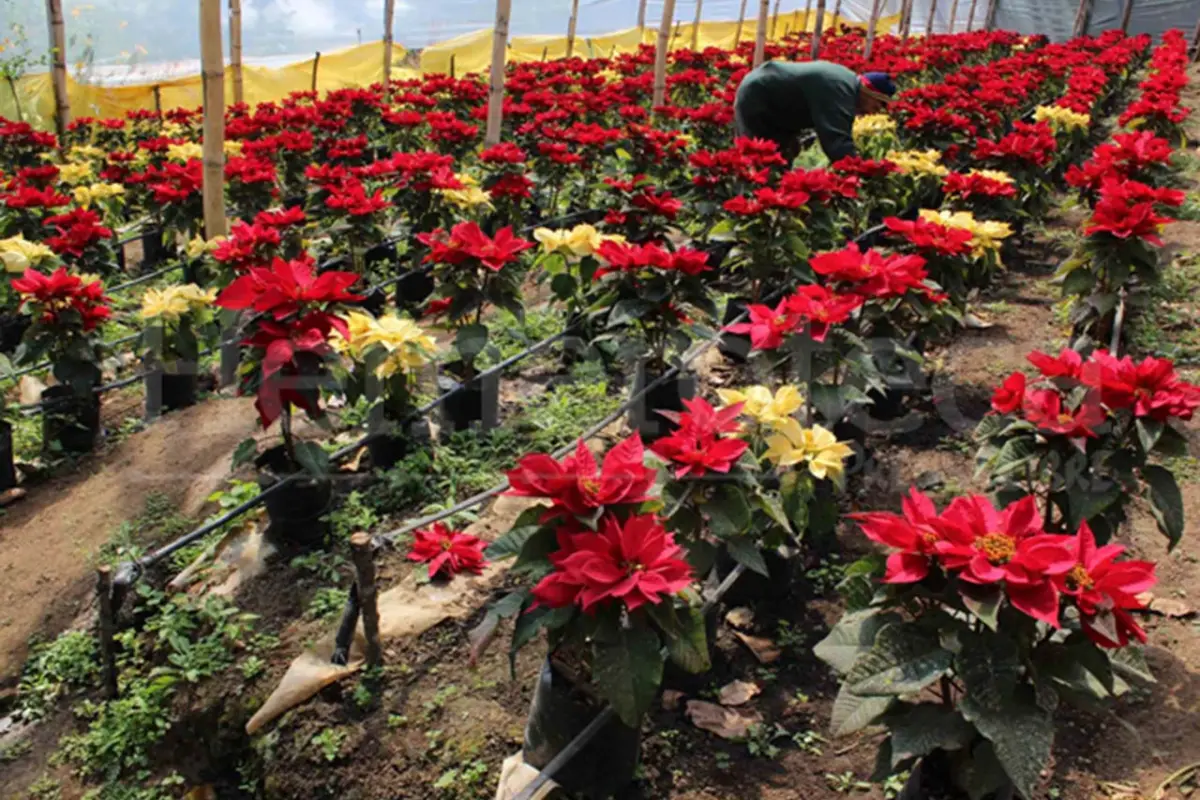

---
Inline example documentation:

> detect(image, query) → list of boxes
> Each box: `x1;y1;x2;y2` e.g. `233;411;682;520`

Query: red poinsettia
1022;389;1107;438
42;209;114;259
254;206;307;229
241;311;340;427
1027;348;1083;381
943;171;1018;199
849;487;943;583
3;184;71;210
325;180;392;217
1082;349;1200;422
782;284;864;342
650;397;749;478
215;256;363;324
417;221;532;272
531;512;693;613
505;434;657;519
726;300;802;350
407;522;489;579
12;267;112;331
991;371;1027;414
593;241;710;277
933;494;1074;626
1085;185;1172;246
884;216;975;257
809;243;940;301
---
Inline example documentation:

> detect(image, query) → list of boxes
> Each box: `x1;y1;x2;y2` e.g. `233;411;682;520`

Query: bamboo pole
383;0;396;101
811;0;826;58
652;0;677;107
863;0;884;57
637;0;648;29
965;0;979;30
1072;0;1094;38
692;0;703;50
199;0;227;240
229;0;244;105
947;0;959;31
350;534;383;668
567;0;580;57
984;0;999;29
802;0;813;34
4;77;22;123
450;53;456;78
924;0;939;36
735;0;749;44
1118;0;1135;33
485;0;511;146
45;0;70;143
96;566;118;699
831;0;843;33
771;0;783;39
152;85;161;114
1192;14;1200;63
900;0;914;39
753;0;769;66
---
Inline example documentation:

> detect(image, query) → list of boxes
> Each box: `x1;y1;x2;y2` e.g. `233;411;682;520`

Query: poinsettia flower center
441;539;454;551
1057;412;1075;425
977;532;1017;564
623;560;646;574
579;478;600;496
1064;563;1095;591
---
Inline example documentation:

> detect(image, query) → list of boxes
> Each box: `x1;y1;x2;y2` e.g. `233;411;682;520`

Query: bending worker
734;61;897;164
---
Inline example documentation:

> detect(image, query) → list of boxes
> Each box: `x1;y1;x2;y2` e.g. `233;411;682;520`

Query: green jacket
735;60;860;162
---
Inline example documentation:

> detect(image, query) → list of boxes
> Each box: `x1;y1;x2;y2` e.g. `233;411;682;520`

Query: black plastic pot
523;659;641;799
41;385;101;455
715;546;795;607
718;297;752;363
899;751;1015;800
145;369;199;416
364;242;400;271
0;311;31;354
630;363;696;443
395;269;435;313
365;417;432;471
0;420;16;491
358;287;388;316
141;228;169;269
438;363;500;435
255;446;333;548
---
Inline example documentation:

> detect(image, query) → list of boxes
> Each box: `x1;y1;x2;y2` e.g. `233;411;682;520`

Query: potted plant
217;256;363;547
0;234;58;353
10;267;111;454
336;309;437;470
488;434;708;798
416;220;531;432
531;223;625;360
139;283;218;413
589;240;715;441
819;489;1158;800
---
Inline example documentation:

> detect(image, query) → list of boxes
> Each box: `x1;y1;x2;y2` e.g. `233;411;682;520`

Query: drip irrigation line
106;262;185;294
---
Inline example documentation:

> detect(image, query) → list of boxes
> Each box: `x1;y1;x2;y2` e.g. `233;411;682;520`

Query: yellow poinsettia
224;140;245;157
764;419;854;484
337;311;436;377
534;224;626;257
919;209;1013;258
161;121;185;138
0;235;57;273
967;168;1015;186
717;385;804;427
57;161;94;185
887;149;949;177
853;114;897;139
167;142;204;162
140;284;216;322
68;144;105;162
1034;105;1090;133
435;172;494;211
185;234;225;259
73;182;126;208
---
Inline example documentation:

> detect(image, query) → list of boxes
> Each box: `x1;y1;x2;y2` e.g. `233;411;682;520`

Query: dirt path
0;396;260;681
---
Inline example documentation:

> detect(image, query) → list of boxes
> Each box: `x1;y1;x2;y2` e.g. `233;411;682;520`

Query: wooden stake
1072;0;1093;37
1192;14;1200;63
4;77;22;123
811;0;826;59
199;0;227;240
350;534;382;669
900;0;914;39
383;0;396;101
567;0;580;58
863;0;884;57
152;85;161;114
229;0;244;105
965;0;978;30
735;0;748;44
450;53;456;78
691;0;703;51
947;0;959;31
311;51;321;92
753;0;769;67
771;0;783;39
485;0;511;146
652;0;677;107
984;0;999;29
831;0;843;33
45;0;70;143
1118;0;1135;33
542;45;549;60
637;0;648;29
96;566;118;699
924;0;938;36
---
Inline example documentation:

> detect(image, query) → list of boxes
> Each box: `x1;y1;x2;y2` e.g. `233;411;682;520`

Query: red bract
42;209;114;258
943;171;1017;199
213;222;283;271
884;216;975;256
225;155;277;185
505;434;657;519
726;300;802;350
530;513;693;614
1085;188;1171;246
650;397;749;478
831;156;900;178
1027;348;1083;381
241;312;338;427
407;523;489;579
991;371;1027;414
417;221;532;272
254;206;307;228
782;284;864;342
630;188;683;219
1050;521;1155;648
479;142;527;163
325;181;392;217
779;168;859;202
809;243;939;300
1022;389;1106;438
593;241;709;277
12;267;112;331
216;257;363;323
973;121;1057;166
1082;349;1200;421
149;160;204;205
849;487;943;583
3;185;71;210
934;494;1074;627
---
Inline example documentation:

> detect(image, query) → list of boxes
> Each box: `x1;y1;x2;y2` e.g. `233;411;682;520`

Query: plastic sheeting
990;0;1200;41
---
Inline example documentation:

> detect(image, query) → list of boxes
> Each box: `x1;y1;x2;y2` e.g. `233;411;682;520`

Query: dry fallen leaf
685;700;763;741
1147;596;1196;619
725;606;755;629
734;631;781;663
718;680;760;707
661;689;686;711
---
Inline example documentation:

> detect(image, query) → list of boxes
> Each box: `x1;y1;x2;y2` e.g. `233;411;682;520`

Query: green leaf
660;606;711;674
1109;645;1156;684
953;740;1011;800
986;436;1037;479
293;441;330;477
959;686;1052;800
705;484;753;538
1153;423;1189;457
830;683;893;736
959;584;1002;631
1135;418;1164;453
232;438;258;470
550;273;577;301
814;609;896;675
484;524;541;561
846;623;953;696
886;704;976;767
592;624;664;728
455;323;490;360
511;526;560;576
1142;465;1185;550
725;537;769;577
955;632;1021;712
754;489;792;533
1061;267;1095;296
607;298;652;329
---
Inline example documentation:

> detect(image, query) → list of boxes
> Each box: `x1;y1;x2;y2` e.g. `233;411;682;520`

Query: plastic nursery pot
144;366;199;416
41;385;101;455
437;361;500;435
141;227;170;269
523;659;642;800
0;311;31;355
365;416;432;471
394;269;435;313
899;750;1015;800
357;286;388;317
714;545;796;607
255;445;333;548
0;420;17;492
364;242;400;272
629;362;697;444
717;297;752;364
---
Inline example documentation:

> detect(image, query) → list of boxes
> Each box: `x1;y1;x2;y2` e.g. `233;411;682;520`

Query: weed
882;772;910;799
387;713;409;729
805;557;846;595
744;723;785;759
422;684;460;719
166;480;261;572
17;630;100;721
714;751;732;771
98;493;194;568
826;771;872;793
433;759;490;798
327;490;379;540
425;728;445;756
310;728;347;763
240;655;266;682
290;551;348;584
306;587;349;621
0;737;32;762
27;776;61;799
792;728;825;756
776;619;805;651
1130;251;1200;364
